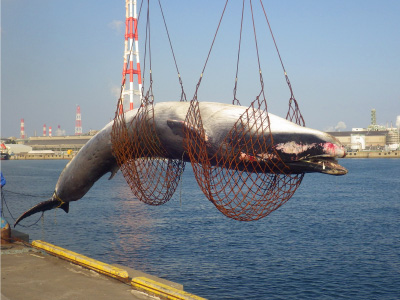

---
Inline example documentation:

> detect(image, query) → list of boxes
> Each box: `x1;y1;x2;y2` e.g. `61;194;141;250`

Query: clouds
111;84;122;98
2;1;400;137
335;121;347;131
325;121;347;132
55;128;66;136
108;20;124;34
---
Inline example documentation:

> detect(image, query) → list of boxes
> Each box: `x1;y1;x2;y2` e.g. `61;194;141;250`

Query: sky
1;0;400;138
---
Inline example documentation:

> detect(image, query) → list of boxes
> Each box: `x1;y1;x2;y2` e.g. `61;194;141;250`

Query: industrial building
327;109;400;152
3;134;95;160
4;108;399;160
24;135;94;152
327;129;399;151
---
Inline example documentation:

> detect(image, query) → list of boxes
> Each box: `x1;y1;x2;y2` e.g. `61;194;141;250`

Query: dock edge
31;240;207;300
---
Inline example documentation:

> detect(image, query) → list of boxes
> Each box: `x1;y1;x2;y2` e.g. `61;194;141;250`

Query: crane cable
193;0;229;101
157;0;186;101
258;0;305;126
232;0;246;106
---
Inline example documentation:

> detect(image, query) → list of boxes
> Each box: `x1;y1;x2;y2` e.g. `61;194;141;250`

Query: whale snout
321;142;347;158
270;132;348;175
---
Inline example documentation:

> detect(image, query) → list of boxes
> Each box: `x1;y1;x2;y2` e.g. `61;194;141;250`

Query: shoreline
8;154;75;160
345;150;399;158
2;232;205;300
5;150;400;160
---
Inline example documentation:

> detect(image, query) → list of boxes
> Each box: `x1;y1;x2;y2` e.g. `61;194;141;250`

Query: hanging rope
259;0;305;126
1;190;44;227
232;0;246;106
157;0;186;102
112;0;306;221
111;0;186;205
183;0;304;221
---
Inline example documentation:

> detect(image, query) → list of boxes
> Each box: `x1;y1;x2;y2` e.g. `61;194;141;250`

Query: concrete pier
2;242;144;300
345;150;399;158
1;232;206;300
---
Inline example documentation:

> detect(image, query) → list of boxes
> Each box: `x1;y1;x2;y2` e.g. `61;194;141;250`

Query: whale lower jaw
285;157;348;175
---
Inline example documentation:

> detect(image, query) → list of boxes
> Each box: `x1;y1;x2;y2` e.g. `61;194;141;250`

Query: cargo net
111;0;305;221
111;0;186;206
111;93;185;205
184;93;304;221
181;0;305;221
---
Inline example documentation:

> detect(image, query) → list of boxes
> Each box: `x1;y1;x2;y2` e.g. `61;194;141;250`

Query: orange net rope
111;92;185;205
184;88;304;221
111;0;186;205
111;0;305;220
179;0;305;221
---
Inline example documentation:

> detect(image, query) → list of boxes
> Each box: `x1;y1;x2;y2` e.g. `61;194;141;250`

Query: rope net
180;0;305;221
111;0;305;221
184;91;304;221
111;93;185;205
111;0;185;205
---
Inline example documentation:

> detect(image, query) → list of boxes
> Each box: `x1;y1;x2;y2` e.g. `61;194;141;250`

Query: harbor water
1;159;399;299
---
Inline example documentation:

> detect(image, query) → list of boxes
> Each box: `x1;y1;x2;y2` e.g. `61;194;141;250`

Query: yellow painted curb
131;277;207;300
32;240;129;281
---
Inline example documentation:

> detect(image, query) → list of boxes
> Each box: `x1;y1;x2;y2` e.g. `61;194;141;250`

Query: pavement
1;241;162;300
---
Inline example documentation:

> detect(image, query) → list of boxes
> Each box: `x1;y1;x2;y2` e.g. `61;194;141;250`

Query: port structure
120;0;142;114
20;119;25;139
75;105;82;135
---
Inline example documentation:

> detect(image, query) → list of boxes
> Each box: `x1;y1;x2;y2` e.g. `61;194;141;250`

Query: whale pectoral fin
59;202;69;213
167;119;209;142
167;120;186;138
108;165;119;180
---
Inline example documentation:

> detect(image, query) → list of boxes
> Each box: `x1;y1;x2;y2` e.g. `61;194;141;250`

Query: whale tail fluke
14;198;69;227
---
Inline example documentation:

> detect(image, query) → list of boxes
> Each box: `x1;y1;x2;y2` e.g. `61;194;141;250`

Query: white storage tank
351;134;366;150
387;130;400;150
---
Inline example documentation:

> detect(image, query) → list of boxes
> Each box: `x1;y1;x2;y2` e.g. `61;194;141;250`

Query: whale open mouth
286;157;348;175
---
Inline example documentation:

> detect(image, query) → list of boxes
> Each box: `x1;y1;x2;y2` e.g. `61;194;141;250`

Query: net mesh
111;94;185;206
111;94;304;220
183;95;304;221
110;0;305;221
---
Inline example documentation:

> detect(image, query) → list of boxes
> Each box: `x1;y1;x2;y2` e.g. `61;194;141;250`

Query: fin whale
14;101;347;226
